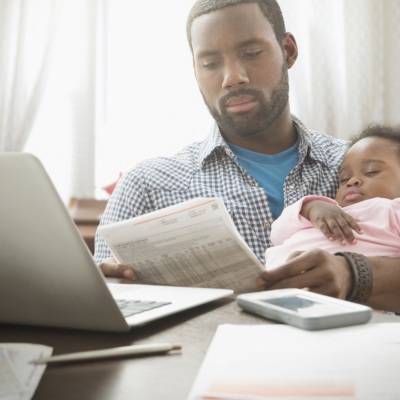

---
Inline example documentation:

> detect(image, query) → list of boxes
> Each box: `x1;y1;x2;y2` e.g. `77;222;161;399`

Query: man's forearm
366;256;400;313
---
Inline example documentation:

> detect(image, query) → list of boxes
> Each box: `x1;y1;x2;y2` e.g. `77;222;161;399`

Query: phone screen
262;295;352;317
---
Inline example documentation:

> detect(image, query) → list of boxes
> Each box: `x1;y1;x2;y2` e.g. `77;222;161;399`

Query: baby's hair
350;123;400;157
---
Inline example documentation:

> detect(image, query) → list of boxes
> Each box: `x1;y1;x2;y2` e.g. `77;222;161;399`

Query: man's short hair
186;0;286;51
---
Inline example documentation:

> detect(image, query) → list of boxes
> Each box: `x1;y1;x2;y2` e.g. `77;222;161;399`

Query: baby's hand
300;200;363;244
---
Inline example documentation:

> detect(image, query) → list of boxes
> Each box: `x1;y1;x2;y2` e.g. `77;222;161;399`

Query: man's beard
202;64;289;138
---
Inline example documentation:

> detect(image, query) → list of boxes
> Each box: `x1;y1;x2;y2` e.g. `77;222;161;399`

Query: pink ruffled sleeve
271;195;338;245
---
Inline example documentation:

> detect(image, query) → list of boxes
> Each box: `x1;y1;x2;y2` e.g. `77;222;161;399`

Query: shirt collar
198;115;333;169
292;115;335;167
199;122;235;169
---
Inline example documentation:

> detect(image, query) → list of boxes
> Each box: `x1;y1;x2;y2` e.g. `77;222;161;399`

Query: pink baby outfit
265;196;400;269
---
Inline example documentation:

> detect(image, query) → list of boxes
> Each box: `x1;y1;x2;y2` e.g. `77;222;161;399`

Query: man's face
190;3;290;140
336;137;400;207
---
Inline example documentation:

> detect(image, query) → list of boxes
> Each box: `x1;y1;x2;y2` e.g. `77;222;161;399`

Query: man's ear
282;32;298;69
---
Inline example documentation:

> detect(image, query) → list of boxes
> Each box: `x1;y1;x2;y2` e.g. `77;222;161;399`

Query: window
26;0;211;202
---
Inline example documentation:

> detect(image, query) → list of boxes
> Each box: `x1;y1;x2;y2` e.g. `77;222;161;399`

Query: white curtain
0;0;63;151
281;0;400;139
24;0;100;202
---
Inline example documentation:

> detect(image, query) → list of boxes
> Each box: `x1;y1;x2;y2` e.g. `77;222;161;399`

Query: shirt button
264;222;271;229
289;185;295;190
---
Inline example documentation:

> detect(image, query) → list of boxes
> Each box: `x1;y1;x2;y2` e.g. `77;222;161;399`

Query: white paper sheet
188;323;400;400
0;343;52;400
98;197;265;293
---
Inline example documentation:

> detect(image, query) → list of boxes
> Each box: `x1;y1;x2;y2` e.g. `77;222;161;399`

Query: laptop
0;153;233;332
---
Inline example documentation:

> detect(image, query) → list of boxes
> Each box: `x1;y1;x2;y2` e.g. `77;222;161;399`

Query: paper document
188;323;400;400
98;197;264;293
0;343;52;400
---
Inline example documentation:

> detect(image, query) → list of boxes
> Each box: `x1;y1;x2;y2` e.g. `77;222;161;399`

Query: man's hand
257;249;352;299
98;257;135;280
301;200;363;244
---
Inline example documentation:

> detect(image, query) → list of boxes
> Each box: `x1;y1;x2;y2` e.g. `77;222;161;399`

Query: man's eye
202;59;220;69
245;50;262;58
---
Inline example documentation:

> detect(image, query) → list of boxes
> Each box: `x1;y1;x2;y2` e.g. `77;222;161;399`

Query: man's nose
221;61;249;90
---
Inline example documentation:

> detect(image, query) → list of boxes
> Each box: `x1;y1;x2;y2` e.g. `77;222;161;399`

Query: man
95;0;400;312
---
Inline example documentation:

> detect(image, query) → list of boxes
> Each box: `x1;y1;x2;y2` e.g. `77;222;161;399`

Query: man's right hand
98;257;135;280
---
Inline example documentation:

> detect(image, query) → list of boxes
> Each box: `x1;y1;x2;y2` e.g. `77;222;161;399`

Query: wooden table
1;299;398;400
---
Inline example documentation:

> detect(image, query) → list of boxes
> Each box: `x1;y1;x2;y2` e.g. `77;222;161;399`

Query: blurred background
1;0;400;203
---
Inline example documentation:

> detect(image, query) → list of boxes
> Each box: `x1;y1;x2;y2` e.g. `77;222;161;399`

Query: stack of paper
0;343;52;400
189;323;400;399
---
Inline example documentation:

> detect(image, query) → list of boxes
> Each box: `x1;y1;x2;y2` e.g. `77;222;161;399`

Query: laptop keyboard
116;299;172;317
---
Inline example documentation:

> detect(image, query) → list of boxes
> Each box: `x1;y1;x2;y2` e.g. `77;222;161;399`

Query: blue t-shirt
229;141;299;219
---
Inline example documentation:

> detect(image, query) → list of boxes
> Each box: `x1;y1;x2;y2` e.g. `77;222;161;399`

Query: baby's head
336;124;400;207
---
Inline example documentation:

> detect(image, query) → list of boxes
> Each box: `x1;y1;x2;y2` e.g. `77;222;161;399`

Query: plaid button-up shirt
94;115;348;265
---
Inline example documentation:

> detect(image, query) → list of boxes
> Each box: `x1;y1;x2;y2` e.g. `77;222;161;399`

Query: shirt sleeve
93;166;150;264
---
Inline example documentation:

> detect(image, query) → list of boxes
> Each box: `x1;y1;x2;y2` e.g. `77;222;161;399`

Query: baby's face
336;137;400;207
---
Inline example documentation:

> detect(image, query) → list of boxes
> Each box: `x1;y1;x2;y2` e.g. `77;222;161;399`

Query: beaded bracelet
334;252;373;303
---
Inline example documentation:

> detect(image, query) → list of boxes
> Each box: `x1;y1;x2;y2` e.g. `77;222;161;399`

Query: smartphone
236;289;372;330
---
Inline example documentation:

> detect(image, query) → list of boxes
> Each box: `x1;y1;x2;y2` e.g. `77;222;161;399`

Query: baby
265;124;400;269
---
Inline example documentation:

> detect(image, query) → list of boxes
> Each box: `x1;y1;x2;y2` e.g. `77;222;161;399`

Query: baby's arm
301;199;363;244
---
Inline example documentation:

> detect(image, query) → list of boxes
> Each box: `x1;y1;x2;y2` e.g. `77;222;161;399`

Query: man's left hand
257;249;352;299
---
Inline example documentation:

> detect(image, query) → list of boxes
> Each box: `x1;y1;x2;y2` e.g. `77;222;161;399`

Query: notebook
0;153;233;332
